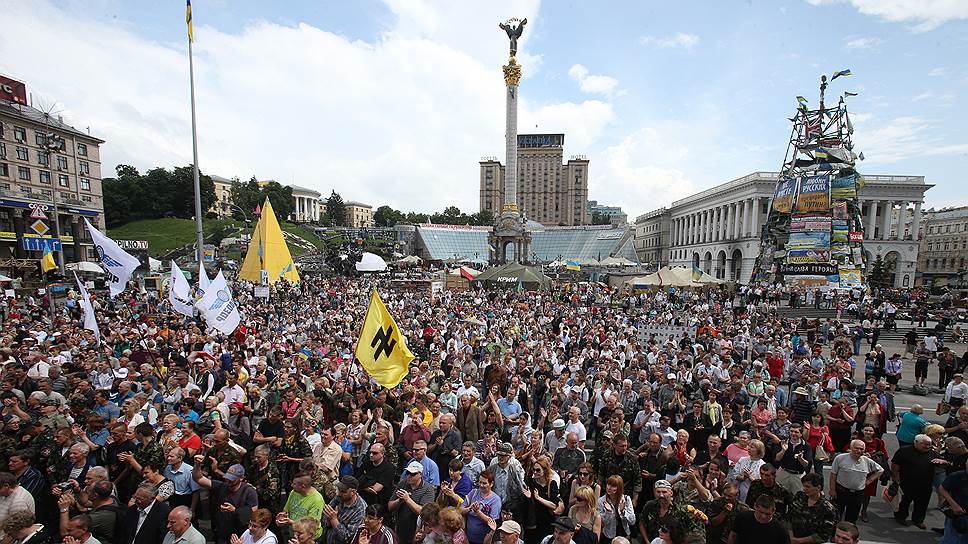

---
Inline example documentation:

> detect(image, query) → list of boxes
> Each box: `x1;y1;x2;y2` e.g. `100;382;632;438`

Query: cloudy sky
2;0;966;217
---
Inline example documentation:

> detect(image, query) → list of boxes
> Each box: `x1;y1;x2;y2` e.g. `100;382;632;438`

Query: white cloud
567;64;621;96
639;33;700;50
0;0;631;214
853;115;968;164
805;0;968;31
845;37;881;49
928;67;947;76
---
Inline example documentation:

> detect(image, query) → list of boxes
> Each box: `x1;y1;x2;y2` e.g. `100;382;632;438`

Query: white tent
449;266;481;279
65;261;104;274
625;266;722;288
599;256;638;267
355;252;388;272
0;274;13;282
395;255;423;265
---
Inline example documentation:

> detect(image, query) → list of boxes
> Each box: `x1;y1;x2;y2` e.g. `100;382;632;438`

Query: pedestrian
891;434;937;530
828;440;883;524
727;494;789;544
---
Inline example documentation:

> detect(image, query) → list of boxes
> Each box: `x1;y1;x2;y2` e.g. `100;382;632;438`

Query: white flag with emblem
84;218;140;298
197;261;211;299
194;271;240;335
74;272;100;345
169;260;195;317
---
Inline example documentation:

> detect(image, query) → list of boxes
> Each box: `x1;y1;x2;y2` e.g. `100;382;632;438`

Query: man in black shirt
891;434;937;529
357;443;397;508
728;494;790;544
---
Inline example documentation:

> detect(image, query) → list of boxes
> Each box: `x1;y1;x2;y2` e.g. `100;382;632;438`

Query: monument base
489;211;531;264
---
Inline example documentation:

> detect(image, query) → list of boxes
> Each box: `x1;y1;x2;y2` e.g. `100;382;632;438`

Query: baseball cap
497;442;513;455
667;373;676;380
336;475;359;491
498;521;522;535
404;461;423;474
551;517;576;533
654;480;672;490
552;419;566;429
223;464;245;482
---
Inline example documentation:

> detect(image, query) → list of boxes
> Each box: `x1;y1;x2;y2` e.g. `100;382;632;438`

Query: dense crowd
0;276;966;544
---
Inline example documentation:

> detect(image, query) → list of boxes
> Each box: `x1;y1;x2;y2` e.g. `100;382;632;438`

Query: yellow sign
30;220;49;236
354;289;414;388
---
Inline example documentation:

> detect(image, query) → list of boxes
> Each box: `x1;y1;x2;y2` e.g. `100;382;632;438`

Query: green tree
405;211;428;224
230;177;263;220
468;210;495;226
326;191;346;226
260;181;294;222
374;205;405;227
868;255;891;288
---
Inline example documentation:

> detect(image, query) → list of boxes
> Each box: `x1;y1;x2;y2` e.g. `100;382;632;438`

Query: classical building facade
633;207;671;268
290;185;321;222
917;206;968;287
344;201;373;228
634;171;932;286
0;91;105;265
479;133;589;226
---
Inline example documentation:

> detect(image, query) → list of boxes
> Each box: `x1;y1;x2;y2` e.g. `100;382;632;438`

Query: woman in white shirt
230;508;277;544
728;439;766;502
597;475;635;541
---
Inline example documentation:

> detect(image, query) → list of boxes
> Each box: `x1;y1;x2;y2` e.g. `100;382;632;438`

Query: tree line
102;164;216;228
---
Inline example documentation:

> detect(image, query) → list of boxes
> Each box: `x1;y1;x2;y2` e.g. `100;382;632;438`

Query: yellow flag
41;248;57;273
186;0;193;42
355;289;414;388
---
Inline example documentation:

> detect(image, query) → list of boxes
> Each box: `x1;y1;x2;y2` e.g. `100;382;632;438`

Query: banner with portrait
788;231;831;250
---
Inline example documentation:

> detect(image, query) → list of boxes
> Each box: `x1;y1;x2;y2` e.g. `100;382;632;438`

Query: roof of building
0;101;105;143
210;174;235;185
344;201;372;208
415;224;639;264
925;206;968;221
288;184;321;197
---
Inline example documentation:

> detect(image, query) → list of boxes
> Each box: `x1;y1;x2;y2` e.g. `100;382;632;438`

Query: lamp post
43;130;66;273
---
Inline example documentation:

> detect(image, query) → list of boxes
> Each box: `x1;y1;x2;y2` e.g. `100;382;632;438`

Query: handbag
814;431;830;461
937;401;951;416
941;505;968;534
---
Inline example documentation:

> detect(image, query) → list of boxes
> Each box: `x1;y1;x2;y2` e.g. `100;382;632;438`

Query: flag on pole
74;272;100;345
566;260;581;271
84;218;140;298
692;265;703;281
194;271;241;335
197;261;211;299
41;247;56;273
355;289;414;388
169;261;195;317
831;69;852;80
186;0;193;42
844;91;858;97
796;96;808;108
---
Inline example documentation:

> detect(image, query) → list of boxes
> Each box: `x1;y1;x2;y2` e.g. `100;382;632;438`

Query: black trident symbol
371;325;397;360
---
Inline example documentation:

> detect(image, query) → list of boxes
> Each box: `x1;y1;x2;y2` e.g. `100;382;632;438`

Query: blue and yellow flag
831;69;851;80
566;260;581;271
355;289;414;388
186;0;193;42
41;247;56;273
692;265;703;281
815;147;830;159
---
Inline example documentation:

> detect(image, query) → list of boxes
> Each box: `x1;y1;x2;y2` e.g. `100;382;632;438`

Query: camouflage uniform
702;498;750;544
248;460;282;512
205;445;242;477
744;480;793;516
786;492;837;544
0;432;20;472
134;440;166;471
640;495;709;544
599;450;643;497
38;412;70;431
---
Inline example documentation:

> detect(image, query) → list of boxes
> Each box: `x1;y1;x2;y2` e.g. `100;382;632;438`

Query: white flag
84;218;140;298
197;261;211;299
74;272;100;345
169;261;195;318
194;271;240;335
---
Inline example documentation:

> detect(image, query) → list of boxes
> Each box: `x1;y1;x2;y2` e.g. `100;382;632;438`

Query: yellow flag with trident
354;288;414;388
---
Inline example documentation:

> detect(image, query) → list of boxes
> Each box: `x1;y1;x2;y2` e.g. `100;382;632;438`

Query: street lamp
229;203;251;224
43;130;66;273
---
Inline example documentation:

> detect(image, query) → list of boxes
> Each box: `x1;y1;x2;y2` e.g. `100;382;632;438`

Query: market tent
0;274;13;282
395;255;423;265
65;261;104;274
599;256;638;267
449;266;481;280
625;266;722;288
355;252;388;272
475;262;552;290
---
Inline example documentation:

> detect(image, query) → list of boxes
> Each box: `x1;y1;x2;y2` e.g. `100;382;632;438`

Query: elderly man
544;419;568;456
0;471;35;534
191;462;257;544
63;514;102;544
389;462;435;544
162;506;205;544
891;434;938;529
459;442;486;486
403;441;439;486
428;414;462;472
552;432;586;478
829;439;883;524
564;406;587;442
121;485;170;544
163;448;198;509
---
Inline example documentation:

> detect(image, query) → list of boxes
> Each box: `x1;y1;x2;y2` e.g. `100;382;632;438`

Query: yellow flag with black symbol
355;288;414;388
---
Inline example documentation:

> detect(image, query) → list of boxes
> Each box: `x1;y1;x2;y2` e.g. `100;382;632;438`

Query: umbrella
356;252;388;272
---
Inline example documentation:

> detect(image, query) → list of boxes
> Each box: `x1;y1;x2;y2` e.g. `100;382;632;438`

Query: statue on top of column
499;18;527;57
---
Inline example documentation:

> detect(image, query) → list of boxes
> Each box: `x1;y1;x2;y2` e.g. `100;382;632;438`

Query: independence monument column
490;17;531;264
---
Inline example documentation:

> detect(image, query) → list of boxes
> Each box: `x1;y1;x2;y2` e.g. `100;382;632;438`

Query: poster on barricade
636;324;698;343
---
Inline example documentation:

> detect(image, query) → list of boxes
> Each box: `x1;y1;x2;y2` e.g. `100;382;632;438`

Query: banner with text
788;231;831;250
772;177;798;213
796;175;831;212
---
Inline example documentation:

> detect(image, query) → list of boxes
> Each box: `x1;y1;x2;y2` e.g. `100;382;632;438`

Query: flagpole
188;29;205;264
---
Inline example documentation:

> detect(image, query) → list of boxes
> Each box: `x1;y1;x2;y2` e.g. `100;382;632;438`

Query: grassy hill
108;218;322;258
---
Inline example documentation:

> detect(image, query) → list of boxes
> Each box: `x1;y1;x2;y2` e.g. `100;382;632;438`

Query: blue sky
2;0;966;215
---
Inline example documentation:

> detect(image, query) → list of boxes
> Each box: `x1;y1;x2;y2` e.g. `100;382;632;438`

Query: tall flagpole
187;4;204;264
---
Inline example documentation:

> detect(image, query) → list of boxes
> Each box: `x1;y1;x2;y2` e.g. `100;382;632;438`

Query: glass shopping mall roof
414;224;639;264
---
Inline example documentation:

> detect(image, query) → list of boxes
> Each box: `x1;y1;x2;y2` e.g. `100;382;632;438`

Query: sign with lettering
116;240;149;251
0;75;27;105
796;175;831;212
772;177;797;213
780;262;839;276
787;249;830;263
517;134;564;147
636;324;698;343
790;213;832;231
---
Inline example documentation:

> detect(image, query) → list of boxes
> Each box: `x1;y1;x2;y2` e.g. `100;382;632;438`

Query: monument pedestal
489;207;531;264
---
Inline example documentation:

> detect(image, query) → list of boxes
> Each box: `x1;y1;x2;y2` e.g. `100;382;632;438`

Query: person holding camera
774;425;813;494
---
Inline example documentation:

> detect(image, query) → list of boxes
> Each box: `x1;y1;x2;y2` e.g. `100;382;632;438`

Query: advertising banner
797;175;831;212
772;177;797;213
831;174;858;199
849;232;863;242
780;262;838;276
788;231;831;250
0;75;27;105
788;249;831;263
790;213;832;231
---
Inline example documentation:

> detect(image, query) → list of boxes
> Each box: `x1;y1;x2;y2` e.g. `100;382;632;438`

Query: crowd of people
0;275;966;544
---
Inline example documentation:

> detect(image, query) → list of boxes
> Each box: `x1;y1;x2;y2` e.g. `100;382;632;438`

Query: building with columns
289;185;322;223
634;171;931;286
633;207;671;268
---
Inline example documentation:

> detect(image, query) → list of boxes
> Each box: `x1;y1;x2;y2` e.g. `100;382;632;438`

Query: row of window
1;123;88;156
924;240;968;251
925;257;967;271
0;163;92;190
0;142;91;173
926;222;968;234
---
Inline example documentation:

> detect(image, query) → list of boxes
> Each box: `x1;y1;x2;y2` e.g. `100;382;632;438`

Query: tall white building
633;171;932;286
